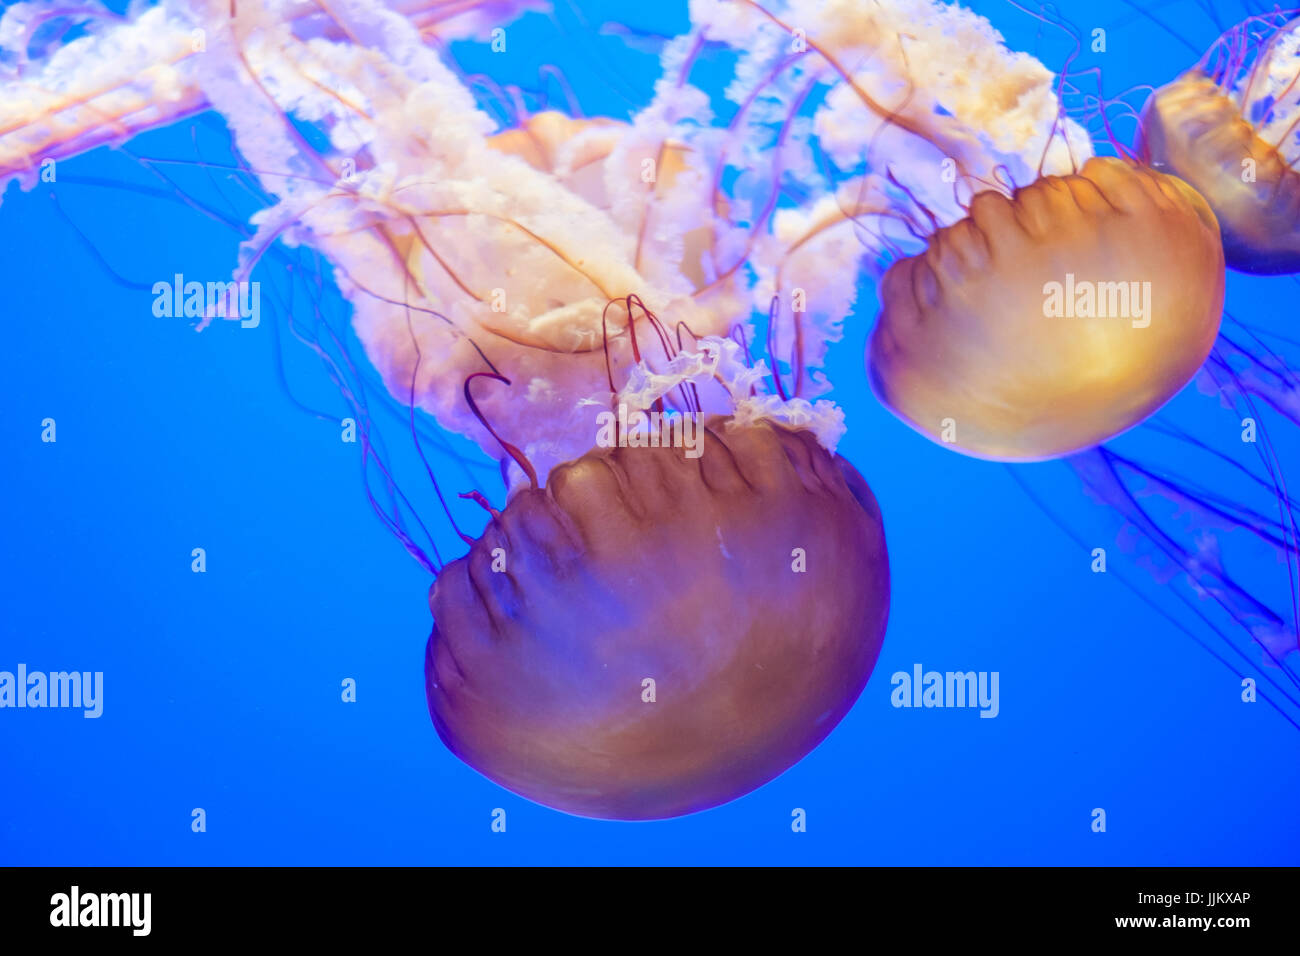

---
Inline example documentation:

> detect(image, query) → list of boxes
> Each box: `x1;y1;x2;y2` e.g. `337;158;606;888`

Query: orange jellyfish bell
1140;70;1300;274
867;156;1226;461
425;417;889;820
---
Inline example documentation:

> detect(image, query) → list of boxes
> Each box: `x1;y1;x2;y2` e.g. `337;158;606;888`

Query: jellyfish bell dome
867;156;1226;462
1140;70;1300;275
425;415;890;820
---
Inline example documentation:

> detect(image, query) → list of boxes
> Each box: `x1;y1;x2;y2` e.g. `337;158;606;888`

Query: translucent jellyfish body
426;414;889;820
1140;15;1300;275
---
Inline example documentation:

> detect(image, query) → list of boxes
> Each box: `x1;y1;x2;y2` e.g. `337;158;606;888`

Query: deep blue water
2;0;1298;865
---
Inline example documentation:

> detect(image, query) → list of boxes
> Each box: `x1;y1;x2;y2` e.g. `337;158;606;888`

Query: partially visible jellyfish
1;0;894;817
1140;10;1300;274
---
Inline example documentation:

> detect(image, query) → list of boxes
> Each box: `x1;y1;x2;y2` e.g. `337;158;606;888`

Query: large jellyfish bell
427;377;890;820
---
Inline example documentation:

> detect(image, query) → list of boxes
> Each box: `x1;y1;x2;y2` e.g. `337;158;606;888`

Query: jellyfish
2;0;894;817
1139;11;1300;275
429;415;888;820
867;156;1225;461
685;0;1228;461
428;337;889;820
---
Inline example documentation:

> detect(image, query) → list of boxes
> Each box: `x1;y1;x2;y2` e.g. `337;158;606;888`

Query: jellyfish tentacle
399;283;475;547
1074;449;1300;706
463;371;539;491
1199;353;1300;647
1009;464;1300;733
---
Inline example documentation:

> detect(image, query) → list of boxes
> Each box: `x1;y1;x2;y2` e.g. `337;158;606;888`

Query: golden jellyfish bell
425;417;890;820
867;156;1226;461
